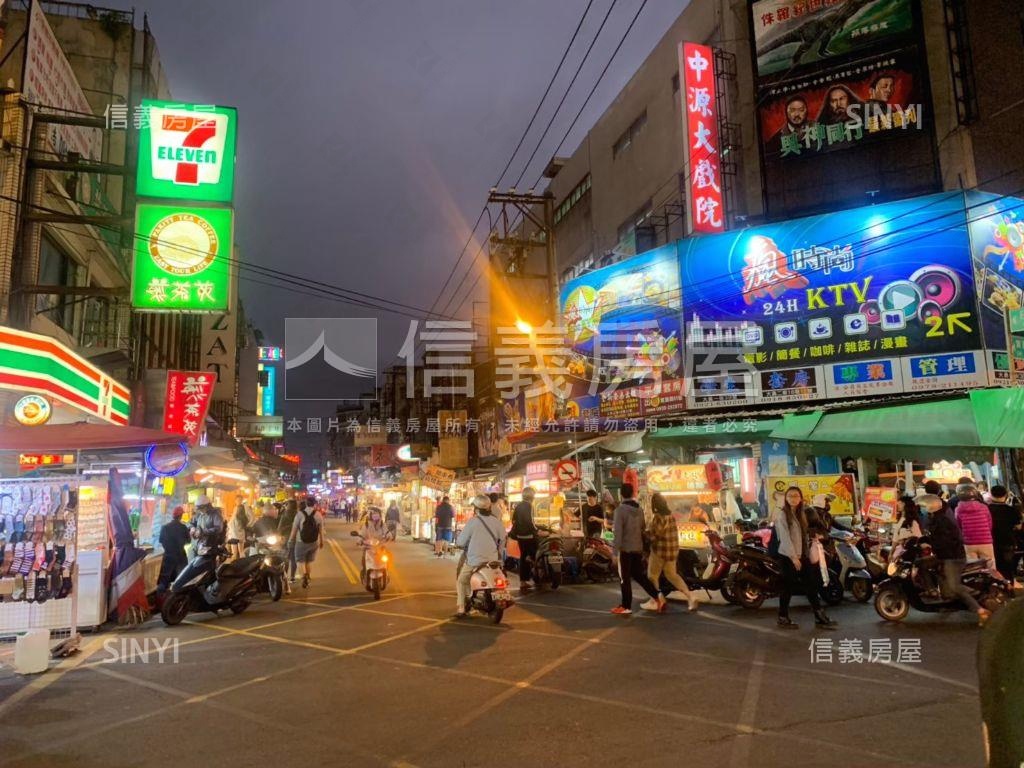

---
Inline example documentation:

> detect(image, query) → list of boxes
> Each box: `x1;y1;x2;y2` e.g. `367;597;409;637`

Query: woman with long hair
774;486;836;630
892;496;924;546
646;493;698;612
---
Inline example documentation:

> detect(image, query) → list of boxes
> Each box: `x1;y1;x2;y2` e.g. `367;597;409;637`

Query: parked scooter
530;525;564;589
351;530;391;600
828;528;874;603
580;533;617;583
730;533;842;609
673;527;741;603
873;536;1013;622
161;545;264;625
463;560;515;624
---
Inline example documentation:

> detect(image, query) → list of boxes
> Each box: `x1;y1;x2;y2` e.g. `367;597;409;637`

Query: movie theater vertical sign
679;42;724;235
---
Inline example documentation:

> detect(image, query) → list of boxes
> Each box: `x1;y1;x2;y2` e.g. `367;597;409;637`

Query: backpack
299;510;319;544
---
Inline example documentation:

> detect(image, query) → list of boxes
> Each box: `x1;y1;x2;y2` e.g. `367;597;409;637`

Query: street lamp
515;318;533;335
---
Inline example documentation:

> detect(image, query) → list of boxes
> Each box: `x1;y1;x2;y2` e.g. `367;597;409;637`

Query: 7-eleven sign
137;100;238;203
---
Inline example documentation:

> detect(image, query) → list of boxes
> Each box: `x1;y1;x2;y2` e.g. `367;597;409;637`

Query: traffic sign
554;459;581;488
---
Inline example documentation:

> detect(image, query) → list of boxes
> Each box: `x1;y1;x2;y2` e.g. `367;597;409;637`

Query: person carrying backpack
288;497;324;588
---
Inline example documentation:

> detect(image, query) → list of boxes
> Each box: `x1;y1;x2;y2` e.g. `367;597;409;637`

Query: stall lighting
661;491;702;497
201;468;251;482
82;468;141;476
637;459;652;464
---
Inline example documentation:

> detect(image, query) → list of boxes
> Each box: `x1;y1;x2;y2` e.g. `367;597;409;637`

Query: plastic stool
14;628;49;674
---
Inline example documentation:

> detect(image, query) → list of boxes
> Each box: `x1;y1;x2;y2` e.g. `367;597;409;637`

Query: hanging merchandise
704;460;724;492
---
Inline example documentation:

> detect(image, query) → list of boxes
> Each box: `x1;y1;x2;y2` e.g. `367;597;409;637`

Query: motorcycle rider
357;506;392;581
920;493;991;625
455;494;506;618
189;496;225;556
510;486;539;591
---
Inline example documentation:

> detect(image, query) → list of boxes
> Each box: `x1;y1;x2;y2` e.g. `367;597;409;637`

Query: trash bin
14;628;50;674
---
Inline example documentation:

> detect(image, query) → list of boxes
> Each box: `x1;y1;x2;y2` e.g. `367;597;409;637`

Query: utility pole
486;188;558;323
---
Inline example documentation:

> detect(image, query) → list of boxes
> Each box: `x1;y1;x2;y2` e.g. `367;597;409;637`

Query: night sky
101;0;689;462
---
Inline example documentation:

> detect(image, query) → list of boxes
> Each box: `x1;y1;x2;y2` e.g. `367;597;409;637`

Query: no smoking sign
554;459;580;489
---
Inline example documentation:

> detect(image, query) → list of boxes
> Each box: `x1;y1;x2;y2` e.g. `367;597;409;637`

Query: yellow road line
327;537;360;584
0;635;106;716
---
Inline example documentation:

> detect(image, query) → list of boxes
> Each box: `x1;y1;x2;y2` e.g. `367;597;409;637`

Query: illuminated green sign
131;203;233;312
136;100;238;202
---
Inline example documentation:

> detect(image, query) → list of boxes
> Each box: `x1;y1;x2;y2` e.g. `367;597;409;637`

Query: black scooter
873;536;1013;623
729;538;842;609
161;544;264;626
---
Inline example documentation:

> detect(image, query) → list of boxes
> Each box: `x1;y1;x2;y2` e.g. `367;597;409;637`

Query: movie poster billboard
752;0;915;78
560;244;683;420
759;50;925;161
679;192;983;406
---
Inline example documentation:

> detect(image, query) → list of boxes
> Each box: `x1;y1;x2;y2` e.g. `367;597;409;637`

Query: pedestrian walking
772;486;835;629
920;493;990;624
157;506;189;591
610;483;664;615
386;501;402;538
288;497;324;588
955;484;996;570
987;485;1021;581
510;487;539;590
278;498;299;581
434;495;455;557
647;493;697;611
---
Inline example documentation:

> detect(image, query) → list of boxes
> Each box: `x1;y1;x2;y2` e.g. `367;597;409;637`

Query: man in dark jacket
611;483;663;615
988;485;1022;581
978;592;1024;767
922;494;989;623
157;506;190;591
511;487;539;589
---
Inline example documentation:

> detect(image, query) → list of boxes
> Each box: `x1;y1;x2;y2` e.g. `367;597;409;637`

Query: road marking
729;644;767;766
0;635;105;716
327;537;360;584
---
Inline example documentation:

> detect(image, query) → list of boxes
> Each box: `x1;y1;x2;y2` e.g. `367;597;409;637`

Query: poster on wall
765;474;857;518
560;244;683;420
680;192;982;406
966;191;1024;354
758;49;926;161
751;0;916;78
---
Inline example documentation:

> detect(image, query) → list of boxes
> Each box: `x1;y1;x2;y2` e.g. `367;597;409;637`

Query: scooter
531;525;564;589
245;533;287;602
828;528;874;603
161;545;263;626
351;531;391;600
463;560;515;624
580;532;617;582
729;533;842;609
673;527;741;604
873;536;1013;623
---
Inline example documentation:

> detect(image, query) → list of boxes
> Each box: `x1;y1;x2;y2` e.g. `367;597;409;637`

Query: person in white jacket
455;494;506;617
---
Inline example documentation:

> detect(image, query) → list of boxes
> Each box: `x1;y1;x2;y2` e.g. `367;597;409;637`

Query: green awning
769;390;1024;452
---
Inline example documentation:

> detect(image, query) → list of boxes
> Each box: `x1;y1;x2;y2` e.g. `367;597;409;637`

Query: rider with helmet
455;494;506;618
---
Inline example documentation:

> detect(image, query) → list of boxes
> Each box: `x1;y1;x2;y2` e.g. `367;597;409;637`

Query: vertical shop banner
131;203;234;312
680;192;983;407
136;100;238;202
678;42;724;234
162;370;214;445
200;308;238;402
560;245;683;420
967;192;1024;355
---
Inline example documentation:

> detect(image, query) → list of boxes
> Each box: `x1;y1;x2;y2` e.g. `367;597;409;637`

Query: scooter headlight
264;535;280;547
264;557;273;566
887;562;898;577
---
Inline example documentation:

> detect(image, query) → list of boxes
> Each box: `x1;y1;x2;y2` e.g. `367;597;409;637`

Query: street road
0;520;988;767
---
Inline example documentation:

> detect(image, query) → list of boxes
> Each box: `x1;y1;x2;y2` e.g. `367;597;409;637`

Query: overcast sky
102;0;689;463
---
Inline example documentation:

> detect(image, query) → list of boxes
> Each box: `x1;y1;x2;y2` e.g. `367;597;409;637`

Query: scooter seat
964;559;989;572
218;556;262;577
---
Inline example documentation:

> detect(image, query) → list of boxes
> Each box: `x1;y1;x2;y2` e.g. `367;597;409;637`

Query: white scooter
464;560;515;624
830;528;874;603
351;531;391;600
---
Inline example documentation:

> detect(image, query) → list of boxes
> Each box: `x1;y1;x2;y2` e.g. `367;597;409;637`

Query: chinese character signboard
162;371;215;445
678;42;723;234
132;203;234;312
136;100;238;202
679;192;983;406
766;474;857;519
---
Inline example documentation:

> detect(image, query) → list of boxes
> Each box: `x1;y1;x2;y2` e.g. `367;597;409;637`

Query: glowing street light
515;318;533;335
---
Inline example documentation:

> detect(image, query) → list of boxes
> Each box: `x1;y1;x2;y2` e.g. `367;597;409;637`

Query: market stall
0;424;185;638
645;463;745;549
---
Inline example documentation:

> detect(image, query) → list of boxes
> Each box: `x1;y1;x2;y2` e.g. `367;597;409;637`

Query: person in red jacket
955;484;995;571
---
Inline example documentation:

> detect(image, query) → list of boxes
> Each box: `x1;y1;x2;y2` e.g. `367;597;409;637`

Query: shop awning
765;390;1024;458
0;422;184;452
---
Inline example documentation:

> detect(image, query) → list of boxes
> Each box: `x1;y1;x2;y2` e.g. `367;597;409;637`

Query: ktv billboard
679;192;986;407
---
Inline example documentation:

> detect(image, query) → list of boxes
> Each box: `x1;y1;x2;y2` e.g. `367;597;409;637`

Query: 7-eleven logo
150;108;229;187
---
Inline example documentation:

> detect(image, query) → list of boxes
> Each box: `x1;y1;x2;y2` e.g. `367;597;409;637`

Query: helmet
196;496;212;509
917;494;943;514
522;487;536;501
